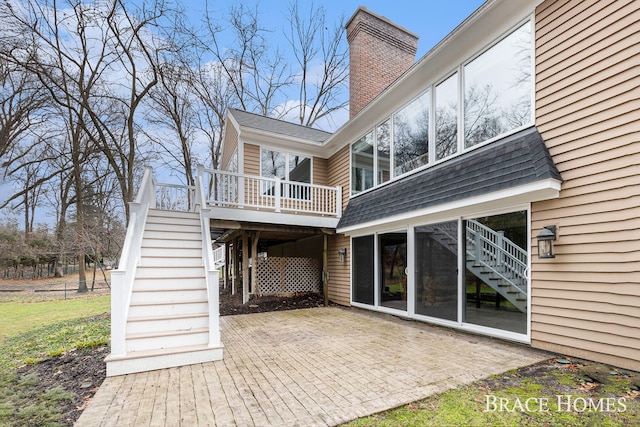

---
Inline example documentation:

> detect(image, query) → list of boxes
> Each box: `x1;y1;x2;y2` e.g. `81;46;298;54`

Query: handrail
155;182;196;211
201;168;342;218
465;219;528;295
213;246;225;267
196;166;221;347
110;166;155;357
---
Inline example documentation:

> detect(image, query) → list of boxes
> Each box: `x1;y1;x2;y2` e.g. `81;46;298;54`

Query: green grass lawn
0;296;110;340
0;295;110;427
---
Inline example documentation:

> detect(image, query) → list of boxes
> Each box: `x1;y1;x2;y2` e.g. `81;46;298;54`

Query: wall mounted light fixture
338;248;347;263
537;225;557;259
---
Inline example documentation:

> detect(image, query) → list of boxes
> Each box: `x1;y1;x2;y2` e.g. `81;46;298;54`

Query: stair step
141;247;202;258
133;276;206;290
106;344;224;377
135;266;205;279
130;288;207;304
126;328;209;352
145;222;201;233
142;238;202;249
140;256;203;267
129;300;209;317
143;230;201;240
126;313;209;334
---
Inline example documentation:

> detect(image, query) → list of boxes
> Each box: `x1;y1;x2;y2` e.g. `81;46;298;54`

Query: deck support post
251;231;260;296
242;232;249;304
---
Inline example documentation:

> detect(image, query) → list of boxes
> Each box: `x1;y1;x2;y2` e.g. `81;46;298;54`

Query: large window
393;91;429;175
261;149;310;183
349;20;532;193
464;21;532;148
435;73;458;160
351;131;374;194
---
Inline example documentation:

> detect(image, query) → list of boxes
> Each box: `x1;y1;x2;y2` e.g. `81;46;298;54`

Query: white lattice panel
256;257;320;295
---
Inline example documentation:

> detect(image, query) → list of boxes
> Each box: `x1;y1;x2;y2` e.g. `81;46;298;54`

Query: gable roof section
337;126;562;230
228;108;332;144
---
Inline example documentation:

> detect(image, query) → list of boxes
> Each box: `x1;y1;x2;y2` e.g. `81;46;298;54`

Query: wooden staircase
106;209;223;376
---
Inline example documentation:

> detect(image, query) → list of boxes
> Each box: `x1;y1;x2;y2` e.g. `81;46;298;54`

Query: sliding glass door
415;222;458;321
379;232;407;311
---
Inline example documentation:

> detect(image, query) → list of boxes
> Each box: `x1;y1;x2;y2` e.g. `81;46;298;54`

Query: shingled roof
228;108;332;144
337;126;562;230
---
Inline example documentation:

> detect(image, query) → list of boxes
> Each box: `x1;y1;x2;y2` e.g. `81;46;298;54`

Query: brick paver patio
76;307;550;426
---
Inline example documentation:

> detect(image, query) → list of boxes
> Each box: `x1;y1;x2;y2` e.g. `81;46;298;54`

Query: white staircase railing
200;168;342;218
195;167;221;349
155;182;196;211
110;166;156;357
213;245;225;267
465;220;528;312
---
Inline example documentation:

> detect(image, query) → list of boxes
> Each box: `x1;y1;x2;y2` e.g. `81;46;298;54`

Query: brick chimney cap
346;6;419;40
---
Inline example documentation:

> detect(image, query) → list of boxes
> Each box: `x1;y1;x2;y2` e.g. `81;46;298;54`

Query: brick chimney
346;7;419;118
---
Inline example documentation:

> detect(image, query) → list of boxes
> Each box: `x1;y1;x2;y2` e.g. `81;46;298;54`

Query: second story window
349;19;533;196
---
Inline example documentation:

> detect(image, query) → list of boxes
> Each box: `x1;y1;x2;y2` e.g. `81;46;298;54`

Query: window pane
376;120;391;184
289;155;310;183
393;91;429;175
351;131;374;194
261;149;286;179
352;235;374;305
464;21;532;148
435;73;458;160
464;211;527;334
415;221;458;320
379;232;407;311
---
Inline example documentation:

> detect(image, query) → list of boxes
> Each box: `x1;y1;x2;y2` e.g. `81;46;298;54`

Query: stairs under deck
106;209;223;377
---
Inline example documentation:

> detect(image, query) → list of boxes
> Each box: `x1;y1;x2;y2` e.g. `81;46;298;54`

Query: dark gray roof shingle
229;108;332;144
337;126;562;230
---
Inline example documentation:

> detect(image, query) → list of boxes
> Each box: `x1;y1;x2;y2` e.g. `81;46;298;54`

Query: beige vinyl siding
327;233;351;306
532;0;640;371
313;156;329;186
326;146;352;305
221;124;239;170
328;146;351;213
244;143;260;176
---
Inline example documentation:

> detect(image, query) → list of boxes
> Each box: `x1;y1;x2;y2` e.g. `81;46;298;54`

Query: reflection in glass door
464;211;527;334
415;222;458;321
379;232;407;311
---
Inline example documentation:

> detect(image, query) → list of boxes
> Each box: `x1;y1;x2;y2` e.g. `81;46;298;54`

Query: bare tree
0;62;47;160
146;62;198;186
284;1;349;128
203;3;292;116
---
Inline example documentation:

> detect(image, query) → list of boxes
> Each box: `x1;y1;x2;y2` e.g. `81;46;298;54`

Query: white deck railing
200;168;342;218
110;166;156;357
465;219;528;296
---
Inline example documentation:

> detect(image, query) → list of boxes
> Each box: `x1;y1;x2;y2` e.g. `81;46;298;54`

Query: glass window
376;120;391;184
415;221;458;320
261;149;286;179
260;149;310;183
288;155;310;183
352;236;374;305
379;232;407;311
393;91;430;176
435;73;458;160
464;211;527;334
351;131;374;194
464;21;532;148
